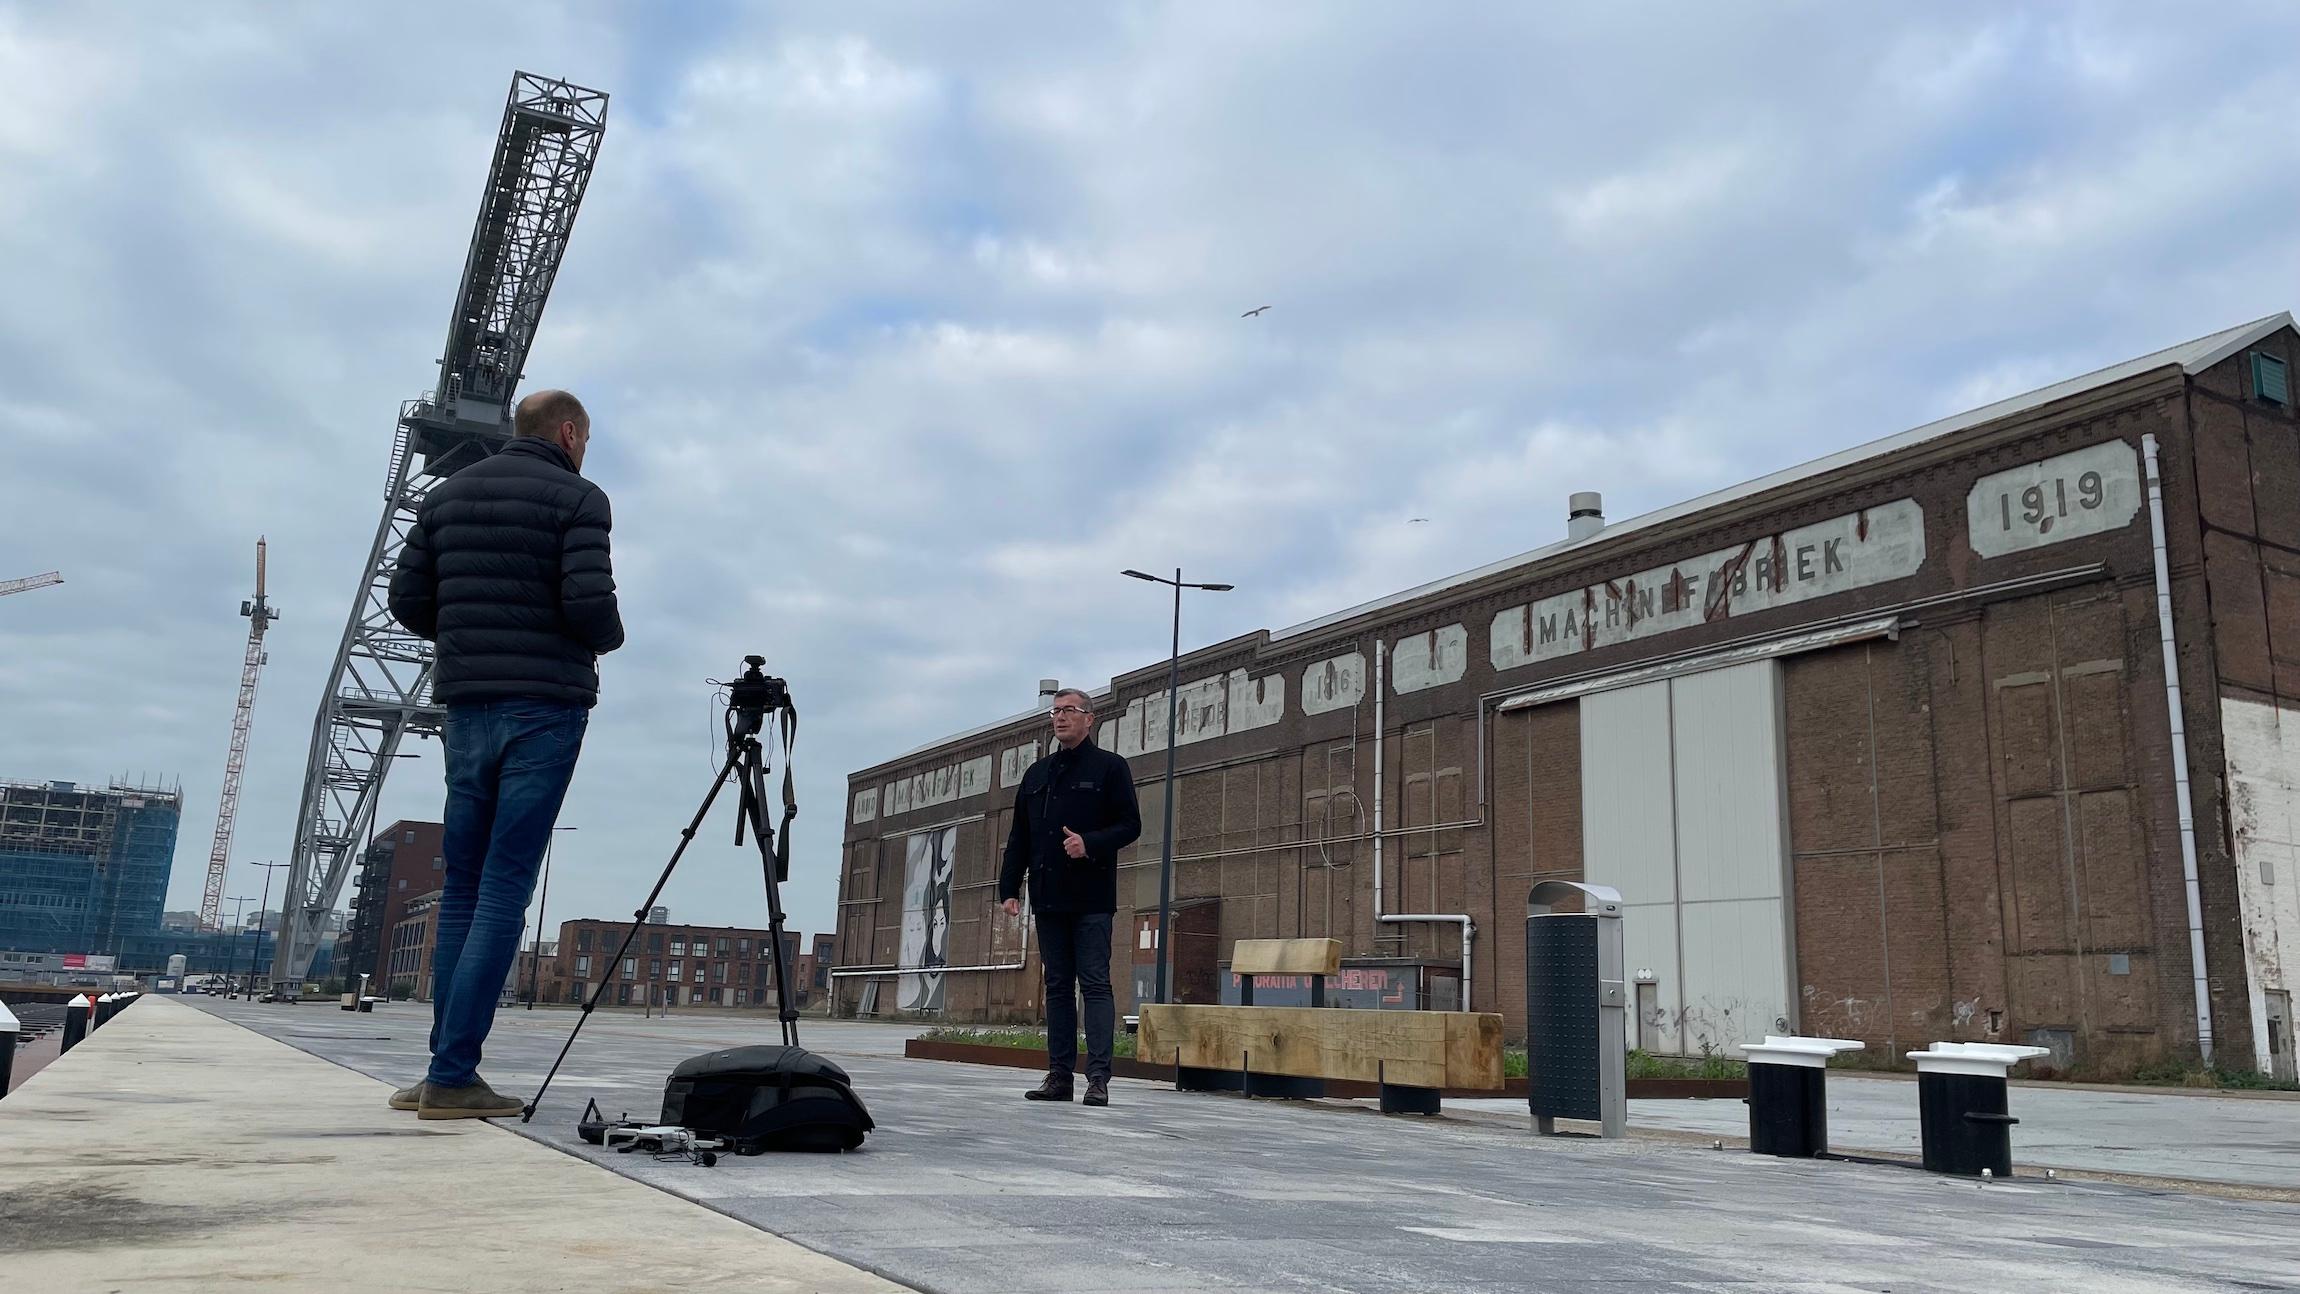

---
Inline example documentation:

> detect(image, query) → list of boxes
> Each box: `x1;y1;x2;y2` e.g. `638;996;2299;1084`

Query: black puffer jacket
387;437;624;707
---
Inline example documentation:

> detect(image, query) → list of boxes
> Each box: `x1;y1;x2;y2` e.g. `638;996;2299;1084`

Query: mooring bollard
96;993;117;1028
1735;1035;1866;1157
0;1000;18;1098
1906;1042;2051;1177
62;996;91;1052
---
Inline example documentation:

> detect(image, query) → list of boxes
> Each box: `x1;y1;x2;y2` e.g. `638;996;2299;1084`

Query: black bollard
62;997;90;1052
0;1000;18;1098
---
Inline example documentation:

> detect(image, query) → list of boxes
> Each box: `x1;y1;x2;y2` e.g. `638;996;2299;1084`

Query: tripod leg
523;748;743;1121
740;742;802;1049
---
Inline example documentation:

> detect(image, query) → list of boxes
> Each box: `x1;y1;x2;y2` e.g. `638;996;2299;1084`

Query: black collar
499;436;578;474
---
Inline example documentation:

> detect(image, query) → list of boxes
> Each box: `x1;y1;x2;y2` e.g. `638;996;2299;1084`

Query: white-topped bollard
1735;1035;1866;1158
61;996;92;1052
0;1000;18;1098
1906;1042;2051;1177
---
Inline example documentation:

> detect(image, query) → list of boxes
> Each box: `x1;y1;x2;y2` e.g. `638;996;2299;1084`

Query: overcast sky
4;3;2297;948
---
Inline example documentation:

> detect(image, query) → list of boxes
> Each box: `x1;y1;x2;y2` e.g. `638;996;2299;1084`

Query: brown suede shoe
418;1078;524;1120
388;1081;425;1112
1083;1078;1110;1107
1023;1073;1074;1102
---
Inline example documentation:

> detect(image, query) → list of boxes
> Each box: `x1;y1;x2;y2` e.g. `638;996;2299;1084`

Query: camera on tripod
725;654;789;738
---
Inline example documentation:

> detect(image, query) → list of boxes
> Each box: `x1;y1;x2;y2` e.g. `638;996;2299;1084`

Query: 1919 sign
1966;441;2142;558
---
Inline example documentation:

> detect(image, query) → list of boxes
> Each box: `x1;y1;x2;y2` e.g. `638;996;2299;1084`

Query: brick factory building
532;917;826;1011
342;820;445;987
836;314;2300;1081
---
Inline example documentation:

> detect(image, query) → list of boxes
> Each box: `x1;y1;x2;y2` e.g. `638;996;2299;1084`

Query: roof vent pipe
1037;678;1061;708
1568;492;1605;542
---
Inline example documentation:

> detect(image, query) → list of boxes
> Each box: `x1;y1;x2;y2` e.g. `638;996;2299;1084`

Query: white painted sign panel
1301;652;1366;715
1491;498;1927;672
883;755;994;816
850;787;879;824
1392;625;1469;694
1964;441;2142;558
1111;668;1286;757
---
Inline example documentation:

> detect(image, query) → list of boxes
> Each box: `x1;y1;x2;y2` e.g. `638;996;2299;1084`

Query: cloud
3;0;2298;953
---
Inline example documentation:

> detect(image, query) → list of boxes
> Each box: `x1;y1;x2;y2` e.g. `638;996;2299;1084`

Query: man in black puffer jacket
385;388;623;1120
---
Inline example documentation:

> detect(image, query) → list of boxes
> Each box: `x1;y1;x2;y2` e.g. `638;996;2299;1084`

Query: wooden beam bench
1137;938;1505;1114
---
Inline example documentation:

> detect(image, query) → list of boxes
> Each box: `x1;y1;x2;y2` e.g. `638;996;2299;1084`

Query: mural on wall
1301;651;1366;715
899;826;957;1012
1392;625;1468;693
1111;668;1285;757
884;755;994;816
1965;441;2142;558
1490;498;1927;672
999;739;1041;789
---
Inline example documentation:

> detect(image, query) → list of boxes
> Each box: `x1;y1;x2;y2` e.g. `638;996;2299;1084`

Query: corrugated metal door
1579;661;1794;1056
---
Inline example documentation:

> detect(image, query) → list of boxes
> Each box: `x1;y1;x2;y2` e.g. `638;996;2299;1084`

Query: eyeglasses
1049;705;1090;717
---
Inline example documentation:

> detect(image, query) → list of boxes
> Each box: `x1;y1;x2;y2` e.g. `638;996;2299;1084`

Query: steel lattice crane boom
0;572;63;597
200;539;281;932
272;73;607;990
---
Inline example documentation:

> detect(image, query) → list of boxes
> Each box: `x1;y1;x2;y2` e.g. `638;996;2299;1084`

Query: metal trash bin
1906;1042;2050;1177
1736;1035;1865;1157
358;997;379;1014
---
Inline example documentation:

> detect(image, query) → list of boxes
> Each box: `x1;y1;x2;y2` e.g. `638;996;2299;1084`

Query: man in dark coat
385;388;623;1119
999;688;1141;1106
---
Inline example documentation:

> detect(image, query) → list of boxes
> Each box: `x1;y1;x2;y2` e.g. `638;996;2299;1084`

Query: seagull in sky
1242;305;1272;317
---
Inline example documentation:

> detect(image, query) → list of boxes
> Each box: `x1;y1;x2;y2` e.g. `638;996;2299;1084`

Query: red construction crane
200;540;281;932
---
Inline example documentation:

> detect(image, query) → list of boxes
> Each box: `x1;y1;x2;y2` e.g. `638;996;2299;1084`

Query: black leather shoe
1083;1078;1110;1107
1024;1074;1073;1102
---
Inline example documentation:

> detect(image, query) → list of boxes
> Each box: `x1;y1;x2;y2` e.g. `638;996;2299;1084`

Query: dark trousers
1037;910;1114;1083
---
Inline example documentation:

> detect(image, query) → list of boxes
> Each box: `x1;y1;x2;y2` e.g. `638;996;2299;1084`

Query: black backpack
661;1044;874;1153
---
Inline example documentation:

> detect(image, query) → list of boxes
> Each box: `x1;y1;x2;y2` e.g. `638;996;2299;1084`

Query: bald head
514;389;591;470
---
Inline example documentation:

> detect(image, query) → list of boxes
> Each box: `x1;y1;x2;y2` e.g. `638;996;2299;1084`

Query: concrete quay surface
0;996;904;1293
159;995;2300;1294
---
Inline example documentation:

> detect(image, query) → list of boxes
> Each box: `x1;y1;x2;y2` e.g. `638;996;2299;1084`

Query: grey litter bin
1736;1035;1865;1157
1907;1042;2050;1177
358;997;379;1014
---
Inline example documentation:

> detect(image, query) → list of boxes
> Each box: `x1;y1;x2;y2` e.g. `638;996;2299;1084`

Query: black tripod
524;658;799;1122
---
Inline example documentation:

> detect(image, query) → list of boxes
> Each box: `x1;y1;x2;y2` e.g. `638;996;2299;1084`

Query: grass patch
2127;1058;2300;1092
915;1025;1137;1060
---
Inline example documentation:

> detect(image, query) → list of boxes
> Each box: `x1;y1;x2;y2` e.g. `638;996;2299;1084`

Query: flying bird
1242;305;1272;318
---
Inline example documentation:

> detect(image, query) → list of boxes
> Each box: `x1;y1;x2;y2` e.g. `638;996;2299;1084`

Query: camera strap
774;700;798;881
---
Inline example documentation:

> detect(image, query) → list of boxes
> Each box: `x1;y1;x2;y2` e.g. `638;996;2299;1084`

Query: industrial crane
0;572;63;598
200;539;280;932
272;73;607;991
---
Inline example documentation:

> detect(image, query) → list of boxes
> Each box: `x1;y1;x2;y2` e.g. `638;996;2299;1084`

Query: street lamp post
526;826;576;1009
221;895;254;996
247;860;291;996
1122;567;1234;1005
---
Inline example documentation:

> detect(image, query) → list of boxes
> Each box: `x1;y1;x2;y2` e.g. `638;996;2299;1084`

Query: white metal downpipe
1370;636;1477;1011
2143;433;2215;1064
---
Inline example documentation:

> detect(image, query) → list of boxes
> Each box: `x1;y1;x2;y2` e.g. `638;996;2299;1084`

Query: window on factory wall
670;940;685;956
623;958;636;978
575;956;590;975
404;830;414;843
738;938;751;955
738;963;751;983
432;856;442;871
755;962;769;986
667;961;682;982
717;938;731;956
712;962;726;983
577;928;593;952
735;988;747;1006
650;958;662;978
691;987;705;1004
648;933;664;953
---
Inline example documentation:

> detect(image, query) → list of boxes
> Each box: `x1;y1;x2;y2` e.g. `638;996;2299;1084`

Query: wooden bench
1137;938;1505;1114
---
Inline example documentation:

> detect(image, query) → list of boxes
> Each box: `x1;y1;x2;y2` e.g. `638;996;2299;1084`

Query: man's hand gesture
1062;826;1087;860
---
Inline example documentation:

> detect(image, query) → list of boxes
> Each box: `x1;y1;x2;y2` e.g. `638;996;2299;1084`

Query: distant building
538;918;830;1010
385;889;442;999
0;778;180;957
343;821;446;988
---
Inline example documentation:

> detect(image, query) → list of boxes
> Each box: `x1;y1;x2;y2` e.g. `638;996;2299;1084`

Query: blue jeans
1038;911;1114;1083
427;699;587;1088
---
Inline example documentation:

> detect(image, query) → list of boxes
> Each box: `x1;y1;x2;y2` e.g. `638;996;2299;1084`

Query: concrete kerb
0;997;907;1293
